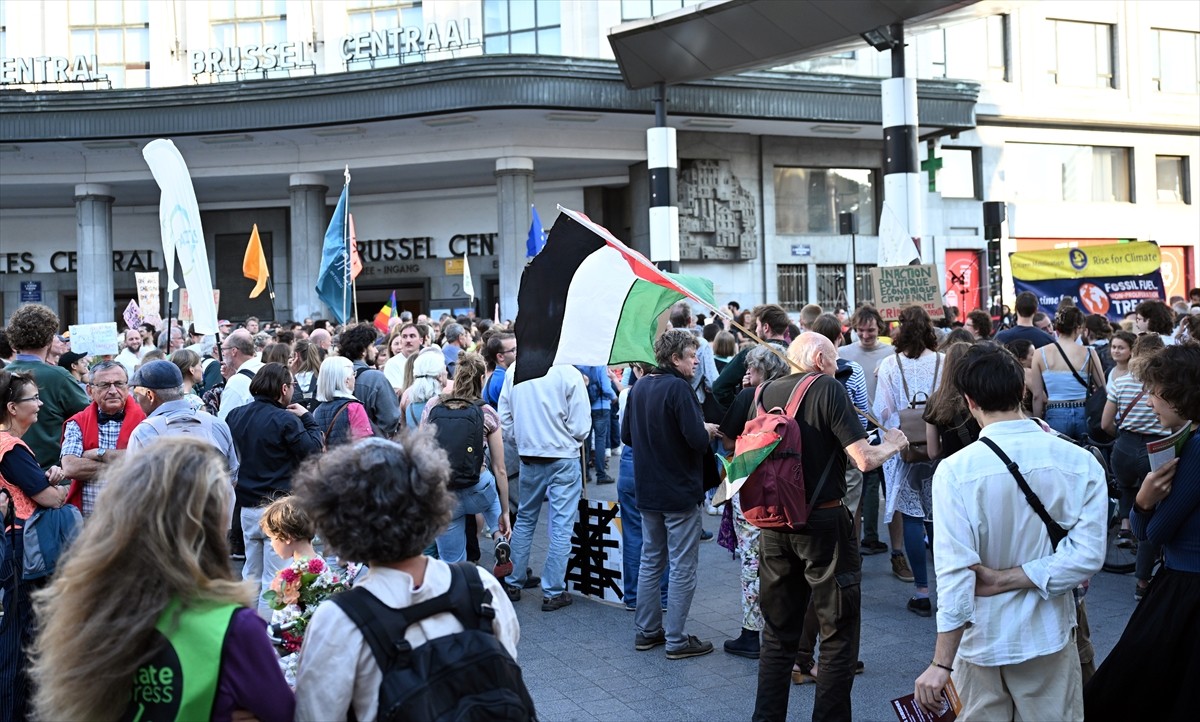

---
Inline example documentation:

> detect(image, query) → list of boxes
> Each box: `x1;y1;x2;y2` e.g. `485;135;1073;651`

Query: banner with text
1010;242;1165;321
870;264;944;322
134;272;161;317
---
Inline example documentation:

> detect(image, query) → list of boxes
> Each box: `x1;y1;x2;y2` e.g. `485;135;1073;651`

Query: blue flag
316;185;351;324
526;204;546;258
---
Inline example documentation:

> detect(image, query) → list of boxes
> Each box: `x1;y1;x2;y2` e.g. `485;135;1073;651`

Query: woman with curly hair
292;433;524;720
1133;299;1176;345
873;305;944;617
29;437;293;722
1084;343;1200;719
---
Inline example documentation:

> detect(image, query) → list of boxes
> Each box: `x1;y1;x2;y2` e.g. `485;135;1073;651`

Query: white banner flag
463;254;475;302
142;139;219;334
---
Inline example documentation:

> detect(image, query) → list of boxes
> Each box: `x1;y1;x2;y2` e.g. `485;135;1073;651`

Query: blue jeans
591;408;611;480
1045;404;1088;442
902;513;932;589
435;469;502;564
506;458;581;596
635;505;703;650
616;446;667;608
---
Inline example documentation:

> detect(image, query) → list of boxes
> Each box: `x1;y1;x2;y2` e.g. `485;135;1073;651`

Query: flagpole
342;165;351;325
266;275;277;319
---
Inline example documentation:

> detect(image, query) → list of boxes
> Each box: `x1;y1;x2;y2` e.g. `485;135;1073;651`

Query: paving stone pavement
492;459;1139;722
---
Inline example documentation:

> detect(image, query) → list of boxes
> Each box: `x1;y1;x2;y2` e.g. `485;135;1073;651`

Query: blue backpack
23;504;82;580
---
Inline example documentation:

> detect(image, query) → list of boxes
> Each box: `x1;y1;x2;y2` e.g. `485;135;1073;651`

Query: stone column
495;157;534;322
288;173;328;322
75;183;114;324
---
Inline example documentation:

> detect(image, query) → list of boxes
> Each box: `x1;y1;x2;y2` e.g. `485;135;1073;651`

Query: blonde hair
30;438;251;721
260;495;314;543
450;352;486;400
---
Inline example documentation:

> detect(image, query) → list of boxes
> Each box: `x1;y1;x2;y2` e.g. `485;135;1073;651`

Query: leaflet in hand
891;678;963;722
1147;423;1194;472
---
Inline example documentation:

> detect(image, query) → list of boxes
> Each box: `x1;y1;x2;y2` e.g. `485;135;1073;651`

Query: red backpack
738;373;838;531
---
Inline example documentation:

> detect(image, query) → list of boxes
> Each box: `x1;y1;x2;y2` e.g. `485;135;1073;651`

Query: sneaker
635;630;667;650
502;583;521;603
541;592;573;612
521;574;541;589
891;553;915;583
492;539;513;580
860;540;888;555
706;503;721;516
700;529;714;542
1134;581;1149;602
722;628;761;659
1116;529;1135;549
595;476;615;485
666;635;714;660
855;660;865;675
907;596;933;617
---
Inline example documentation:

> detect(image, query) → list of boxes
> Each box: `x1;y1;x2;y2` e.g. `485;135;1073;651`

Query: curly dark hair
248;362;290;399
5;303;59;351
966;309;992;339
338;322;378;362
892;306;937;359
291;431;455;564
1135;300;1174;335
1054;306;1085;335
1138;344;1200;421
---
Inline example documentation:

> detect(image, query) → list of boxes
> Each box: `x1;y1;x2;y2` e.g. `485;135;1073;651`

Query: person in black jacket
622;329;720;661
226;362;325;617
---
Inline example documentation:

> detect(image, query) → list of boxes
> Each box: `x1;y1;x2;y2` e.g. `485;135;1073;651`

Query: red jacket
61;395;146;511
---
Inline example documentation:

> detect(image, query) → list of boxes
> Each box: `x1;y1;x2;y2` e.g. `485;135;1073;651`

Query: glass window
817;265;847;311
1004;143;1131;203
483;0;562;55
1050;20;1114;89
345;1;424;67
68;0;150;88
938;148;978;199
1151;29;1200;94
1156;156;1189;203
774;168;877;235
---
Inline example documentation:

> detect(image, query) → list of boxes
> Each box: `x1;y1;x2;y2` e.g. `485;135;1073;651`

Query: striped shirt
932;419;1107;666
1106;373;1167;435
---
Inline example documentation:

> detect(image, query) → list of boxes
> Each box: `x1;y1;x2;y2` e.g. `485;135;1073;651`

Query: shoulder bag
896;352;941;463
1051;341;1110;444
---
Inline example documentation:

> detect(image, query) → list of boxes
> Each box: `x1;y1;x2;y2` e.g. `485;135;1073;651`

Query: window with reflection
774;168;877;235
1005;143;1131;203
68;0;150;88
483;0;560;55
1049;20;1114;89
346;0;424;68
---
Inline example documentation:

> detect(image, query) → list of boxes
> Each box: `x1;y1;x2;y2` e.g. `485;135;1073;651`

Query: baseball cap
57;351;88;370
130;359;184;390
218;319;231;328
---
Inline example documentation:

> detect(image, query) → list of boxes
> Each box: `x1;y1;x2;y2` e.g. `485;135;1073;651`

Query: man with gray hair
622;328;721;660
442;322;470;378
126;360;239;477
60;360;147;516
217;329;263;421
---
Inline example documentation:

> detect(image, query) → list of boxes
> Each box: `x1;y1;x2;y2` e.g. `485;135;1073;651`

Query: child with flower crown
259;496;351;685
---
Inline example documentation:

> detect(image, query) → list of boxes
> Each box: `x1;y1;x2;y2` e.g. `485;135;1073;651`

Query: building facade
0;0;1195;325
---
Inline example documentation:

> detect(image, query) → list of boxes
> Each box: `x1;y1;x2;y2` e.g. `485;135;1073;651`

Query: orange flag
242;223;269;298
349;213;363;280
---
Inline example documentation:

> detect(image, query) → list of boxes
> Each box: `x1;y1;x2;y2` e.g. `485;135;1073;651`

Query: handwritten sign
122;299;143;330
870;264;944;322
179;290;220;323
134;272;160;316
68;322;118;356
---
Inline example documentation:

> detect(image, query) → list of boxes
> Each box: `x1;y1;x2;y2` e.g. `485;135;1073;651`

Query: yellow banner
1010;242;1161;281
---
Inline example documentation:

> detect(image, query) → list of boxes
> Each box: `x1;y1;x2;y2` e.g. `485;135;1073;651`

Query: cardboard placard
870;264;944;322
179;289;221;323
122;299;143;331
68;322;119;356
134;272;160;316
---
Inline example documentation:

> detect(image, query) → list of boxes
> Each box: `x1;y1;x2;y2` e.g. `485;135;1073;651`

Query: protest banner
68;322;118;356
870;264;944;322
122;300;143;331
179;290;221;324
134;272;160;316
1009;242;1165;321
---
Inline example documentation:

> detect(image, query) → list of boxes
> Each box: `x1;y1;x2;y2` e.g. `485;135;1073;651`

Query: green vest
121;599;239;722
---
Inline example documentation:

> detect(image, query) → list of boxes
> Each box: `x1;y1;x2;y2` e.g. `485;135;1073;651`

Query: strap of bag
1051;341;1090;391
307;373;318;398
979;437;1068;550
896;351;912;403
783;373;820;418
1118;389;1146;424
323;398;355;439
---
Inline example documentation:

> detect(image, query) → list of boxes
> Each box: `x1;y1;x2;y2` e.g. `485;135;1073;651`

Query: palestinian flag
712;435;779;507
514;207;715;384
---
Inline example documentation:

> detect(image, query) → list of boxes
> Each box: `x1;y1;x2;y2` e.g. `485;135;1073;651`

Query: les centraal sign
1;55;107;84
190;19;479;76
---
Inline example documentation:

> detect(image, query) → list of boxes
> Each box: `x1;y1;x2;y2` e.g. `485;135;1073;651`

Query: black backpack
427;397;486;491
330;562;537;722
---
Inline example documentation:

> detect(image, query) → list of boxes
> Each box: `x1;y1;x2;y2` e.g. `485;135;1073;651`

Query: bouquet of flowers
263;556;356;685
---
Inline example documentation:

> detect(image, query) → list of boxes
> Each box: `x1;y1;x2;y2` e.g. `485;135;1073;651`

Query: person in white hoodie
497;362;591;612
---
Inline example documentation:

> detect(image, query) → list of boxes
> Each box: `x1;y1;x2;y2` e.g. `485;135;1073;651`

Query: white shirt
383;352;410;390
216;357;263;421
294;560;520;722
932;419;1107;666
115;348;141;376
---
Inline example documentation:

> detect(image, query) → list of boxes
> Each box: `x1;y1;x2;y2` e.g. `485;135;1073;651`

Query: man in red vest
60;359;146;516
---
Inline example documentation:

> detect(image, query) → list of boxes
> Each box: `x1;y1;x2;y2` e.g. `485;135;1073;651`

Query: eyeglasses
90;381;128;390
12;394;40;405
502;347;517;355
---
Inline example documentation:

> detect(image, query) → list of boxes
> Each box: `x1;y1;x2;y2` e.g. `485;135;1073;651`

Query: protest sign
179;290;221;323
68;322;118;356
135;272;161;316
122;300;143;330
870;264;944;322
1010;242;1165;321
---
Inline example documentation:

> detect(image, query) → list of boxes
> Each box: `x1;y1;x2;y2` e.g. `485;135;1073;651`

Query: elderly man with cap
60;360;147;517
126;359;239;478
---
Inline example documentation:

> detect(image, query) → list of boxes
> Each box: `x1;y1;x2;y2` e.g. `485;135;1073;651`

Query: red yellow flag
349;213;363;280
242;223;269;298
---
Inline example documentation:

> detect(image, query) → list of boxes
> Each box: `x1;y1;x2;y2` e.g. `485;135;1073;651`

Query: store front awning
608;0;990;89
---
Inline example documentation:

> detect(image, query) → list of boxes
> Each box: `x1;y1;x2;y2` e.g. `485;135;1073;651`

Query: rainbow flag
374;290;396;333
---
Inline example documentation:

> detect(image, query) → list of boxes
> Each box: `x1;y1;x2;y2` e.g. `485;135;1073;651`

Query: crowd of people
0;287;1196;721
